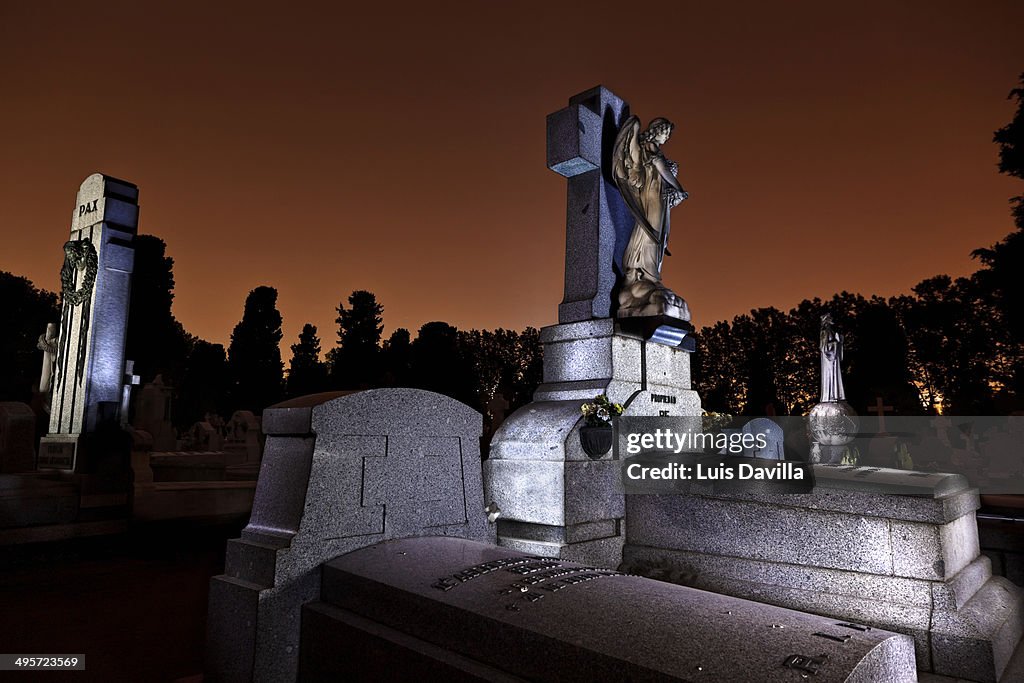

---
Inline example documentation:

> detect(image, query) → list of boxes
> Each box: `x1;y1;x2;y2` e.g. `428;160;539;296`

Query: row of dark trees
224;287;543;427
284;291;543;418
0;273;58;405
695;74;1024;416
0;236;542;430
122;267;546;427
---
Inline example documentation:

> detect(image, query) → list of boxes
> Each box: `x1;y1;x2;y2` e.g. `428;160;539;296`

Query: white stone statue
819;314;846;402
36;323;58;404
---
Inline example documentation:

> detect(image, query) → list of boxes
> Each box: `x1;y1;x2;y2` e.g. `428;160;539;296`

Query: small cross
867;396;894;433
121;360;141;428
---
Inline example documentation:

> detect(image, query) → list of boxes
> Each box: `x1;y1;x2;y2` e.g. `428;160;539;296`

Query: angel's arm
651;156;685;194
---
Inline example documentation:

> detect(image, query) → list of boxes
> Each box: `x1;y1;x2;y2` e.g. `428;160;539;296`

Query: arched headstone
206;389;492;683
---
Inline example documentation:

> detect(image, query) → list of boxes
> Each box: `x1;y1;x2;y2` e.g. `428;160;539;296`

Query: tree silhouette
287;323;327;398
177;339;230;427
381;328;412;386
842;298;921;415
898;276;1001;413
327;290;383;389
458;327;543;418
227;286;284;413
0;272;58;402
410;322;476;406
696;293;928;416
511;327;543;411
972;74;1024;394
124;235;190;386
993;72;1024;226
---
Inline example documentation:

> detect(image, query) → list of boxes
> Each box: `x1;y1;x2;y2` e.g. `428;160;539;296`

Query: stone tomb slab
814;464;969;497
300;536;917;683
624;464;1024;681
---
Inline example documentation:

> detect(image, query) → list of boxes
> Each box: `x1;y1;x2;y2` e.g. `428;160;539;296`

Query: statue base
617;315;696;351
616;279;691;322
485;318;702;569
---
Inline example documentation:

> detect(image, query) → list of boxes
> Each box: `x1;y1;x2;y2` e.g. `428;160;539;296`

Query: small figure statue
819;313;845;402
808;314;857;462
612;116;690;320
36;323;58;413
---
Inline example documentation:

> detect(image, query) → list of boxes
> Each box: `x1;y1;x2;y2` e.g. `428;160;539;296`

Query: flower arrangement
581;394;624;427
701;410;733;432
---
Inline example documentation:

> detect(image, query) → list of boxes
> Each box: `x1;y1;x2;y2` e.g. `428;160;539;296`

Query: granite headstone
206;389;493;683
742;418;785;460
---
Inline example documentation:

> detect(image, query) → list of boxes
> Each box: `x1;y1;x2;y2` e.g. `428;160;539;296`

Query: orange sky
1;1;1022;352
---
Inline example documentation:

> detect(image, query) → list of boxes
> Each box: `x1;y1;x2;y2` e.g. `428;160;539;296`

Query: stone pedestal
622;465;1024;683
485;319;700;569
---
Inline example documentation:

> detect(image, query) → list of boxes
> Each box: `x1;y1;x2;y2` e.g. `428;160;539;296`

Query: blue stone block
547;104;602;178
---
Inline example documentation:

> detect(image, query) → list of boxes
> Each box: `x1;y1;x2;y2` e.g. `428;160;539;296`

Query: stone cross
867;396;895;432
120;360;141;428
39;174;139;471
546;86;632;323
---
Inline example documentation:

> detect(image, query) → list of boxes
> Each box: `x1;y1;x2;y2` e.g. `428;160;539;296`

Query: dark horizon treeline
122;265;545;428
693;281;1020;416
0;256;544;431
696;73;1024;417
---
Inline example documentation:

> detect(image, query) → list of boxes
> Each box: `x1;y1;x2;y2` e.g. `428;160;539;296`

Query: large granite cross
546;86;634;323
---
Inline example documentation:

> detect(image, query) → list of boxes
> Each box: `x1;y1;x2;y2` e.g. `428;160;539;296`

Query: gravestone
486;86;702;568
742;417;785;460
206;389;493;683
300;536;917;682
223;410;261;463
187;420;223;452
132;375;176;451
0;403;36;473
39;174;139;471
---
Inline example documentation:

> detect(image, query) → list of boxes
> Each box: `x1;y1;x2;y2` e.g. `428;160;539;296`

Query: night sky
1;1;1022;350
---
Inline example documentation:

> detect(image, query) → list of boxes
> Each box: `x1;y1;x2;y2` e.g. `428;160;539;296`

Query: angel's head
641;118;674;145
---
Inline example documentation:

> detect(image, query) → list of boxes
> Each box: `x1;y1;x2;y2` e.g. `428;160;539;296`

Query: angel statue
612;116;690;319
819;314;846;402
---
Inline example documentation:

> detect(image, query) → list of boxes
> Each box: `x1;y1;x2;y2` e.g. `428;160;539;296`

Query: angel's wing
612;117;658;243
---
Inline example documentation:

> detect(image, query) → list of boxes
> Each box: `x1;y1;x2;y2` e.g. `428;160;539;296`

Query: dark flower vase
580;424;613;459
